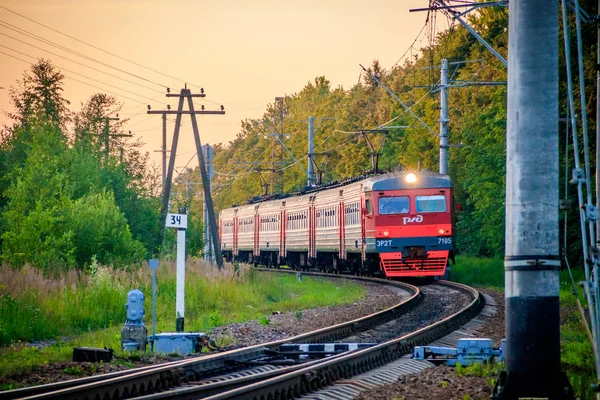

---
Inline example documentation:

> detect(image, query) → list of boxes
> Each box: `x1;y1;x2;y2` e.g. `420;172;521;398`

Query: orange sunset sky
0;0;448;171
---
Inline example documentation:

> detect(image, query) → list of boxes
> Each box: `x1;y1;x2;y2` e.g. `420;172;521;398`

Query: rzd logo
402;215;423;225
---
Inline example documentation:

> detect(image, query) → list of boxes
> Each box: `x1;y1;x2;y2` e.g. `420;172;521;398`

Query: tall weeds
0;261;363;346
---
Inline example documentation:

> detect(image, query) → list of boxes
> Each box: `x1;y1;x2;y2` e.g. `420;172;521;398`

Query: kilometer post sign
165;213;188;229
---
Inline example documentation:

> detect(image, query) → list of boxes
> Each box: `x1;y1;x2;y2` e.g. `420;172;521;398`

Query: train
219;170;455;278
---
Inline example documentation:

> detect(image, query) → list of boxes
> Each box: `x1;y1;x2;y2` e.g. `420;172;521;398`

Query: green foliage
208;311;224;328
63;366;84;376
451;256;504;288
68;192;144;266
0;123;145;269
259;316;271;326
8;58;70;129
0;60;162;270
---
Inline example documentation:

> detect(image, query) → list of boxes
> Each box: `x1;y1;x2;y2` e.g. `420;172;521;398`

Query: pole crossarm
148;110;225;115
166;93;206;98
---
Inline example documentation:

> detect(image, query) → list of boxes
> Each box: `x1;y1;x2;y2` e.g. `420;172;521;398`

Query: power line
0;5;203;90
0;50;146;105
0;19;168;94
0;30;168;92
0;44;160;103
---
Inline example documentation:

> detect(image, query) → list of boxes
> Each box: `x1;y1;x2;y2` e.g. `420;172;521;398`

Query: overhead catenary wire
392;20;429;68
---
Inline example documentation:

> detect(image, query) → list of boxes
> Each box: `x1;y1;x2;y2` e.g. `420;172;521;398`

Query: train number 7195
438;237;452;245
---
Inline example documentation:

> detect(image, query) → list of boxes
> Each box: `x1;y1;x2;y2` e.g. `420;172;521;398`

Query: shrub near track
0;261;365;377
452;256;596;400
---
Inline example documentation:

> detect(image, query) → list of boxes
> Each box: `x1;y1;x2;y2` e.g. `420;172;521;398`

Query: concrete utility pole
307;116;316;187
596;0;600;244
439;59;449;175
202;144;215;264
148;88;225;268
493;1;571;398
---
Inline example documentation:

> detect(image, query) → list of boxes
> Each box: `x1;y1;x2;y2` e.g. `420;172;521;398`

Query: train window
379;196;410;215
416;195;447;213
365;200;373;215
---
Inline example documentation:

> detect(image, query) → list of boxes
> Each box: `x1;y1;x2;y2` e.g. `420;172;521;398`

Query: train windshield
416;195;447;213
378;196;410;215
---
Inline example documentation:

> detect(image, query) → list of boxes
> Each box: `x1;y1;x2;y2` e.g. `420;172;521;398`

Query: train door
233;212;239;257
339;197;345;260
253;205;260;264
280;202;286;265
308;195;317;261
361;192;368;262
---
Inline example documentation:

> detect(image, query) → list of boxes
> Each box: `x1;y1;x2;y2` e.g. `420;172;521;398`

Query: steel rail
202;280;483;400
2;272;419;400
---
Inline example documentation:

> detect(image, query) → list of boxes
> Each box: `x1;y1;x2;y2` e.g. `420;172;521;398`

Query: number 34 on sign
165;213;188;229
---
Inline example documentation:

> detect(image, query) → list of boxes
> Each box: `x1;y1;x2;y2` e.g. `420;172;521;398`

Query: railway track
1;271;482;400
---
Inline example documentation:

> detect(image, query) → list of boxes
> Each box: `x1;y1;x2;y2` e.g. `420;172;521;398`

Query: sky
0;0;449;171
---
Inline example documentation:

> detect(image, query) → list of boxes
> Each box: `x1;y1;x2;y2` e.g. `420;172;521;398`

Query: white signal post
166;213;188;332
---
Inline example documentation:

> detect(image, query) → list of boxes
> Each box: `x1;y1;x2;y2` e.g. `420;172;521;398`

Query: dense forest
0;4;596;271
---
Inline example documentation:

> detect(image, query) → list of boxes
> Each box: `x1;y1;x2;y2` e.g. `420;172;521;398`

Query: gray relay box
151;332;206;355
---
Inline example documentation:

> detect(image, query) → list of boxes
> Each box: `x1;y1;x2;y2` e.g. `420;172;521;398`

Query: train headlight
438;229;445;234
383;231;389;237
405;173;417;184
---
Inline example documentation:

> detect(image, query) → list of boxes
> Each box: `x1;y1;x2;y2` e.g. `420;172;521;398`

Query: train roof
363;170;452;191
219;170;452;216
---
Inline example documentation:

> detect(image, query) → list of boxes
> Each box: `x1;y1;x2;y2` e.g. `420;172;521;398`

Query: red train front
364;171;454;278
219;170;455;279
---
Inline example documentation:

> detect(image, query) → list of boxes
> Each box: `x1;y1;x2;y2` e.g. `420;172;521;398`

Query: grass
0;261;365;378
451;255;504;288
452;256;596;399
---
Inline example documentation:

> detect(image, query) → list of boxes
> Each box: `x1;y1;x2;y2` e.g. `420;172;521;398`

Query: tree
1;122;147;270
8;59;70;130
362;60;385;90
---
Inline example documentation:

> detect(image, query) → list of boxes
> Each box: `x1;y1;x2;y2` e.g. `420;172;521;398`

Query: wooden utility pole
161;112;167;186
153;111;169;189
148;88;225;268
101;116;132;163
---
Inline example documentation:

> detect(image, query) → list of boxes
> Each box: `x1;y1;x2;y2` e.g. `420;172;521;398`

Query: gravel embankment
210;280;409;349
355;288;505;400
